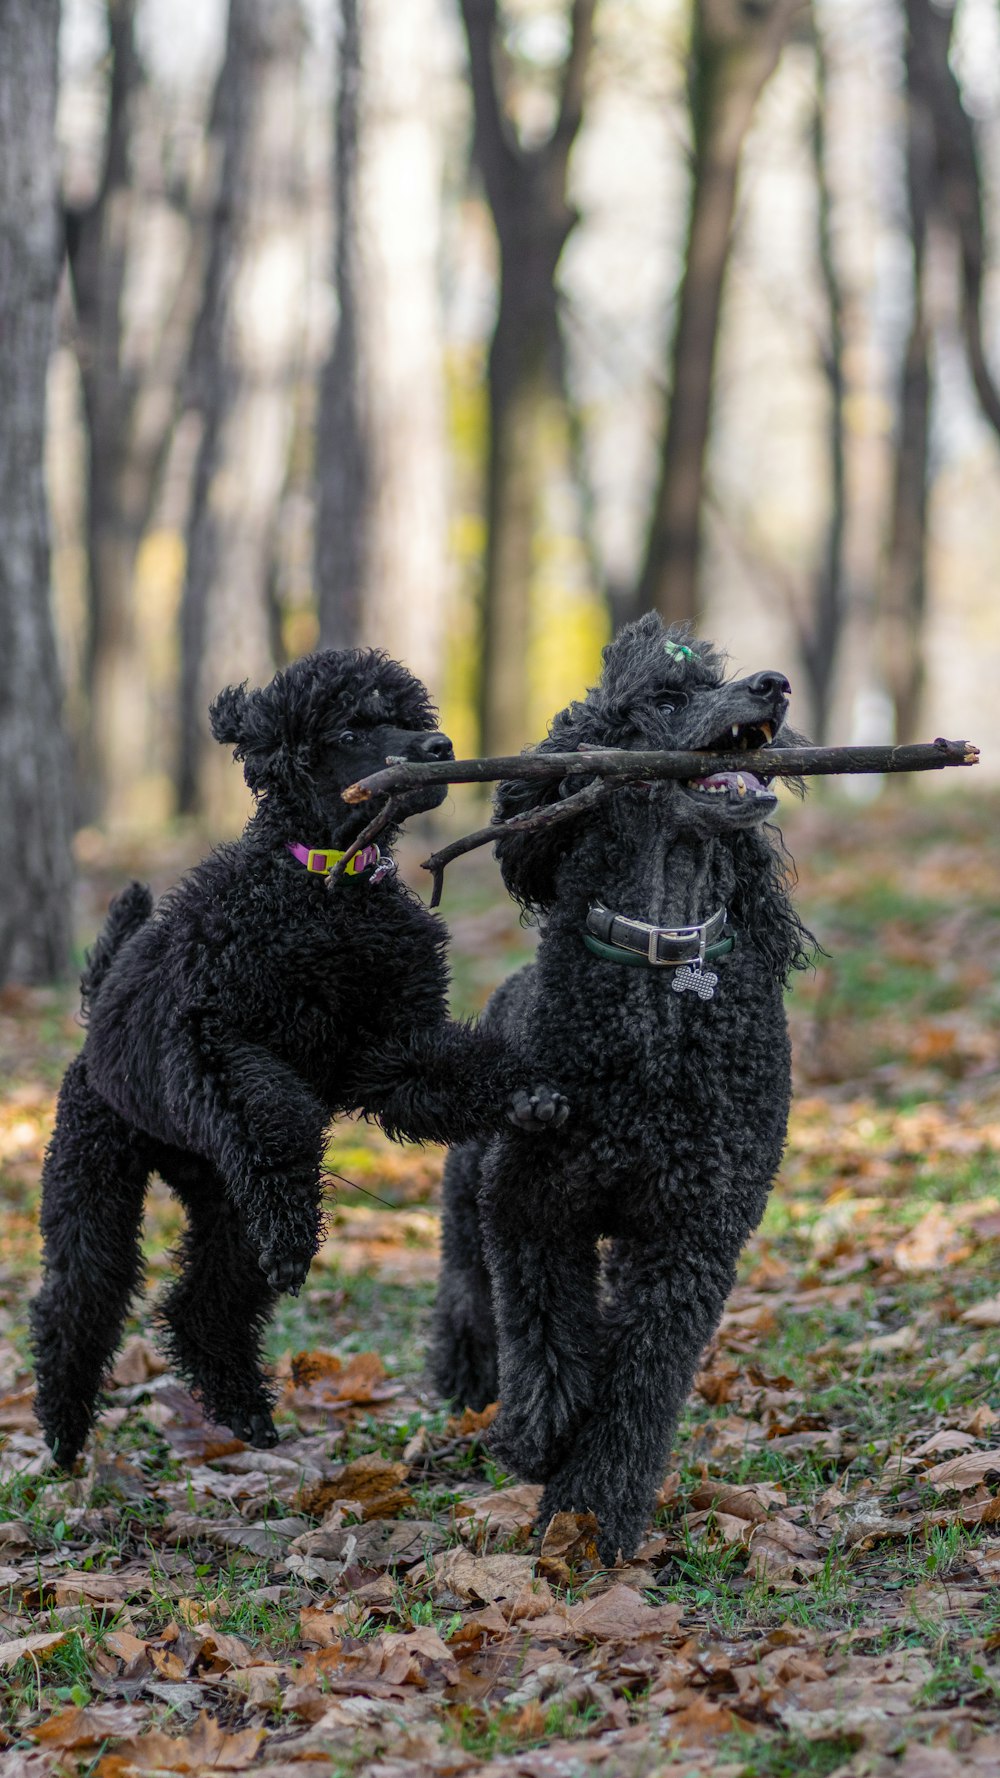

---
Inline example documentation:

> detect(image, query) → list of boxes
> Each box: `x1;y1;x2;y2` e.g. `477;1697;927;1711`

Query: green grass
442;1697;605;1757
719;1733;864;1778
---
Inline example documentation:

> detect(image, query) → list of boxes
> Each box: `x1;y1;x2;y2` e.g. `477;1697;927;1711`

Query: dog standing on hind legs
431;615;815;1563
32;647;567;1469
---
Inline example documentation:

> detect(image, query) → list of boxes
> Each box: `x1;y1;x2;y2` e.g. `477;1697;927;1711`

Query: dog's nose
412;731;454;761
747;671;791;700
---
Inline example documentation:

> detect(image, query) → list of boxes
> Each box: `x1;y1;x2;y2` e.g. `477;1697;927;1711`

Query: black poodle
431;615;814;1562
32;648;565;1467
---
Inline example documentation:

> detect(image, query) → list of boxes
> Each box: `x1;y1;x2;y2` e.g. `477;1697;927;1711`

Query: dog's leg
358;1025;566;1145
154;1153;280;1447
536;1224;746;1563
31;1055;150;1468
181;1036;329;1294
477;1149;602;1482
429;1140;498;1411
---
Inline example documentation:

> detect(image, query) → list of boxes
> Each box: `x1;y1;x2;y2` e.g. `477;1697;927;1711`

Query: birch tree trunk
315;0;451;694
0;0;74;982
635;0;802;628
177;0;307;819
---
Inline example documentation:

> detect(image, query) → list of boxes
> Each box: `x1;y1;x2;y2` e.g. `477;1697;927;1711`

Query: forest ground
1;787;1000;1776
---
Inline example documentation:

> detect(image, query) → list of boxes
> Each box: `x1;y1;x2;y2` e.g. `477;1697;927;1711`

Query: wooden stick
327;797;403;881
422;778;614;908
344;737;979;804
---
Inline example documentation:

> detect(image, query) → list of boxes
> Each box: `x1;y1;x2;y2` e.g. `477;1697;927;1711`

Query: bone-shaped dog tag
671;963;718;1000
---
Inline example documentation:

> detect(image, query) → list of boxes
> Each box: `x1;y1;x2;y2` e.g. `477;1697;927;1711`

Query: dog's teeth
731;724;740;739
737;775;746;796
760;722;773;743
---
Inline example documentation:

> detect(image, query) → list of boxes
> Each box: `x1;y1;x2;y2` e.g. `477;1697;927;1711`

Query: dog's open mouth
684;719;779;804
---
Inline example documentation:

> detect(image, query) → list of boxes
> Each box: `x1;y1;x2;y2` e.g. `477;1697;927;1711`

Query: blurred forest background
2;0;1000;985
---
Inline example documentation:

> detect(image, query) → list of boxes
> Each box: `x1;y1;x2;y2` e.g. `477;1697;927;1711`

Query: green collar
583;930;735;970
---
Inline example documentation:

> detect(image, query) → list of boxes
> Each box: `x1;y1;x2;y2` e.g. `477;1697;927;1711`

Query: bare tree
912;0;1000;440
881;0;1000;742
0;0;74;982
315;0;369;652
796;5;848;743
881;0;935;746
635;0;803;628
460;0;597;754
315;0;452;692
177;0;306;816
65;0;143;821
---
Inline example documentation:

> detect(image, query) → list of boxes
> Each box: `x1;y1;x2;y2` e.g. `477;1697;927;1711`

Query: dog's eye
339;730;357;745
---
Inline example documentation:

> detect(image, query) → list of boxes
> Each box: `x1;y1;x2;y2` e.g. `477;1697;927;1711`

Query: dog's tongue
692;769;767;793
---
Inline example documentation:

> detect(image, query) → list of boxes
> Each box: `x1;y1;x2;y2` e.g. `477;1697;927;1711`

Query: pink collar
286;841;388;879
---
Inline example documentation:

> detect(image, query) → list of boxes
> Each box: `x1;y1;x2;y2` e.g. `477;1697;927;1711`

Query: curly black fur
431;615;817;1562
32;648;560;1468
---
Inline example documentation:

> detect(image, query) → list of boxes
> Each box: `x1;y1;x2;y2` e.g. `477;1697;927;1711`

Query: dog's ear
209;683;250;747
208;677;295;793
492;754;576;916
731;822;817;982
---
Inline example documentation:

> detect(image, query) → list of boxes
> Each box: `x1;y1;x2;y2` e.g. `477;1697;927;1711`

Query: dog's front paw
506;1085;570;1133
258;1246;313;1295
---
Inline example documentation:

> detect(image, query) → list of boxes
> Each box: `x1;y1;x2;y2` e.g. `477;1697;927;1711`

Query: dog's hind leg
154;1152;280;1447
31;1055;150;1468
430;1141;498;1411
478;1148;603;1482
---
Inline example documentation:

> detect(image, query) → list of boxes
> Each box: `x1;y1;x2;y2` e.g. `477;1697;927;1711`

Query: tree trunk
0;0;74;983
480;224;567;755
909;0;1000;440
177;0;305;818
315;0;368;652
881;0;934;746
315;0;452;693
461;0;596;755
66;0;142;824
635;0;802;628
798;4;847;744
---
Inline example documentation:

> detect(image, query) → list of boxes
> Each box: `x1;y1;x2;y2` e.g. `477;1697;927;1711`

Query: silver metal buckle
646;919;704;967
590;903;726;968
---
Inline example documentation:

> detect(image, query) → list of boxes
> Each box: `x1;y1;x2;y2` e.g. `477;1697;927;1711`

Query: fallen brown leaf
445;1401;500;1436
432;1547;538;1604
893;1205;971;1273
566;1583;683;1643
454;1481;541;1543
0;1629;76;1669
95;1712;264;1775
108;1335;168;1387
286;1348;401;1406
28;1704;149;1749
923;1450;1000;1492
537;1510;601;1583
48;1570;139;1607
163;1510;309;1557
960;1294;1000;1326
296;1453;412;1520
